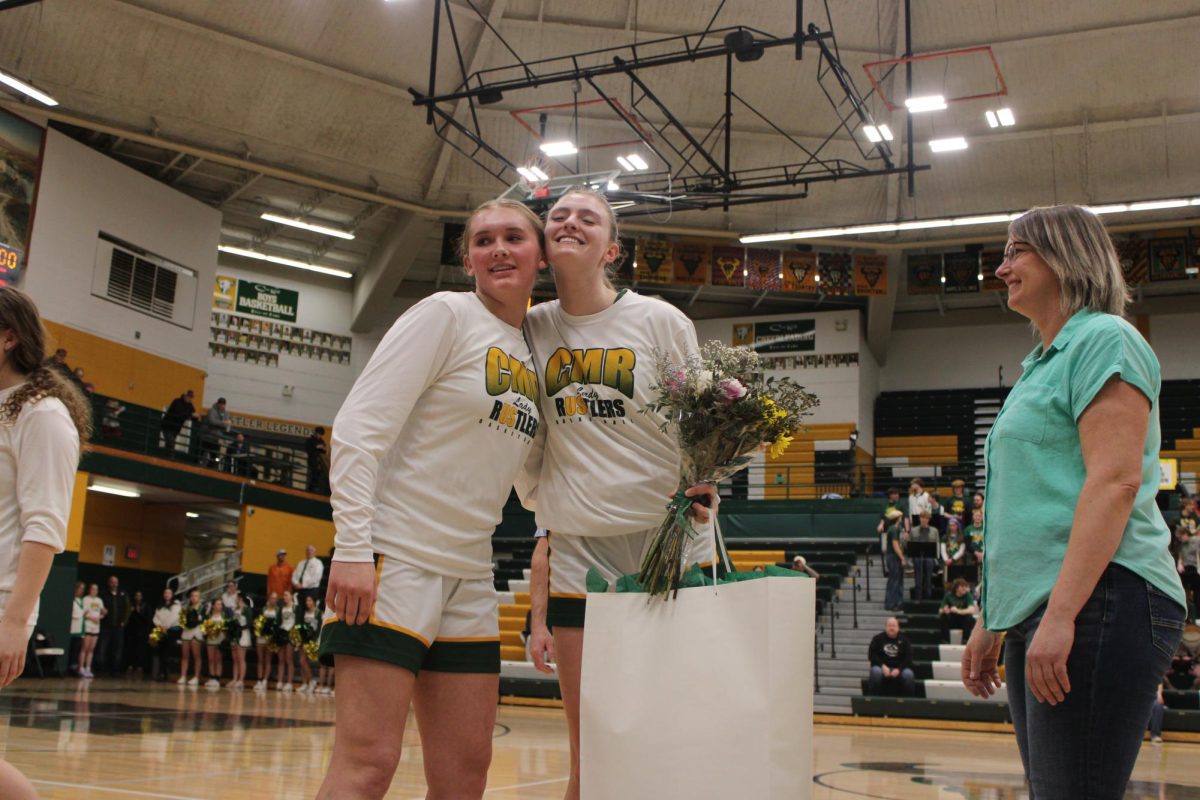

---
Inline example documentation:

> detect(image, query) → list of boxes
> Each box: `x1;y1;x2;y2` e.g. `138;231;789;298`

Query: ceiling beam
914;11;1200;54
351;212;437;332
424;0;509;201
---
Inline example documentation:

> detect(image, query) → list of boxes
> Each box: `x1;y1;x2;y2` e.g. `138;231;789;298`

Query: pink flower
719;378;747;402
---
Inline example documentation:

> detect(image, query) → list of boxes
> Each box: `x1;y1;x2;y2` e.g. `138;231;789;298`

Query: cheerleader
276;590;296;692
69;581;85;676
0;286;90;799
318;199;545;799
177;588;204;686
516;188;721;800
203;598;226;689
253;591;279;692
80;583;105;678
298;594;319;693
228;593;251;689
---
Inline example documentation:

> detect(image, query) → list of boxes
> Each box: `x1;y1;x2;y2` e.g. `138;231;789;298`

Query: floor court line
30;778;209;799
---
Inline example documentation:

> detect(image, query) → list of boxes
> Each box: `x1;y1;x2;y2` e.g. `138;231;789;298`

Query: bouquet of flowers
638;341;818;597
148;626;167;647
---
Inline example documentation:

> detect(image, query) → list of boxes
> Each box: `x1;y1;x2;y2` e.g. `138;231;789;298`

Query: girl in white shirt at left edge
0;286;91;800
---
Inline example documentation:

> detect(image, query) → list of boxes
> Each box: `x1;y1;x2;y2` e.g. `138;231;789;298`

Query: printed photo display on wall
209;311;352;367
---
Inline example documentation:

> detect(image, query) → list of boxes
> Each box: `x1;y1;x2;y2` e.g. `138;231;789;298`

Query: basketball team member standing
317;199;546;800
0;286;90;800
518;188;720;800
962;205;1185;798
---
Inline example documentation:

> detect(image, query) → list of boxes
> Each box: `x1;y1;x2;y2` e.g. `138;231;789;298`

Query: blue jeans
867;665;915;696
885;552;904;610
1149;700;1164;738
1003;564;1185;799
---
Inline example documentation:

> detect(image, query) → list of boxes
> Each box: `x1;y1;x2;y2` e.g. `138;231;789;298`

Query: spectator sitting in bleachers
1178;523;1199;621
867;616;915;697
791;555;820;578
971;491;985;517
100;398;125;437
941;519;974;583
939;578;978;643
43;347;72;381
909;511;940;601
1168;624;1200;689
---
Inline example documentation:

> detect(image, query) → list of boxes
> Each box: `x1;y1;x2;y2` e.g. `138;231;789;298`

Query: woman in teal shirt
961;205;1186;799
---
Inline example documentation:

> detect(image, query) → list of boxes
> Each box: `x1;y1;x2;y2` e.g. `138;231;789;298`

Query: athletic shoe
188;676;199;686
205;678;220;689
282;682;293;693
1152;735;1163;743
274;681;284;691
254;680;266;692
177;676;187;685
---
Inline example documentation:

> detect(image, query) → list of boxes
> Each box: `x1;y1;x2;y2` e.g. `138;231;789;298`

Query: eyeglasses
1002;243;1034;263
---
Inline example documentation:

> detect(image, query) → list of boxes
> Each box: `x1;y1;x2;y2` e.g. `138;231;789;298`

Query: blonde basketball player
518;188;720;800
317;199;546;800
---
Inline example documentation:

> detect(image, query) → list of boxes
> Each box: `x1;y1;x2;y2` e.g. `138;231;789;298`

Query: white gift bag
580;576;815;800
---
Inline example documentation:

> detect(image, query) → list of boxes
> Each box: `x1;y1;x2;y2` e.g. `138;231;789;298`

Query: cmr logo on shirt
485;347;540;404
544;347;636;399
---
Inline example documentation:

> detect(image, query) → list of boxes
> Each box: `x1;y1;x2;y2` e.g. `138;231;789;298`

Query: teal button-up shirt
981;309;1186;630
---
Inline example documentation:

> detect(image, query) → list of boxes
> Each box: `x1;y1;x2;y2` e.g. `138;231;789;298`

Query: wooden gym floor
1;679;1197;799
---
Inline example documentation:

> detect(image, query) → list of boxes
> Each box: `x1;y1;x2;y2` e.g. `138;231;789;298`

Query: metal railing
167;550;243;600
88;393;326;495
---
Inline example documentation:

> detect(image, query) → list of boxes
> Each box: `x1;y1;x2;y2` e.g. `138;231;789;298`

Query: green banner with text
235;280;299;322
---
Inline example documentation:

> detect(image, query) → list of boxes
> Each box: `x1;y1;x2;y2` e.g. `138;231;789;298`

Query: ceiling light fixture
929;136;968;153
88;483;141;499
539;140;578;157
904;94;947;113
996;108;1015;126
740;195;1200;244
626;154;649;170
218;245;353;279
985;110;999;129
186;512;200;518
607;180;620;191
0;68;58;106
516;166;542;182
616;156;634;171
260;213;355;240
863;124;894;143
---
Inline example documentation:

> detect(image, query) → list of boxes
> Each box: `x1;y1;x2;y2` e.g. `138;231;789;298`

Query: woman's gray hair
1007;205;1130;316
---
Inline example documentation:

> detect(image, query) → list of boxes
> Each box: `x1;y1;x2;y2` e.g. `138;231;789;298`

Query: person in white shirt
219;580;240;613
150;588;180;682
177;589;205;686
277;591;297;692
69;581;85;675
204;598;227;689
318;199;546;800
254;591;279;692
228;593;252;690
516;188;719;800
0;286;89;800
80;584;105;678
292;545;324;607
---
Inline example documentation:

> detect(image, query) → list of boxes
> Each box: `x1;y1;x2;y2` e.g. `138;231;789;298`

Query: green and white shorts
319;556;500;675
547;525;725;629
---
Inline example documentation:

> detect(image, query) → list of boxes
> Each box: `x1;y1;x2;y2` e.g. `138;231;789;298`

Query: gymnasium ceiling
2;0;1200;329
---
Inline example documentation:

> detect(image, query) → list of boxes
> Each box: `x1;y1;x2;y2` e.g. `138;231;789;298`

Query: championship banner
853;254;888;296
635;238;673;283
1115;238;1148;287
907;254;942;294
818;253;853;296
672;240;709;286
980;250;1006;292
751;319;816;353
711;245;745;287
616;237;637;281
440;222;465;266
781;251;817;293
213;275;236;310
1149;237;1188;282
745;248;781;290
943;251;980;294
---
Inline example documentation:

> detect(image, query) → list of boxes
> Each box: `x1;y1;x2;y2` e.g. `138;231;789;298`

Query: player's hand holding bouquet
638;341;818;597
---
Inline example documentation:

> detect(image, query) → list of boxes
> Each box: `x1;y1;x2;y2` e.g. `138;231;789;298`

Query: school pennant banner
711;245;746;287
853;254;888;296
